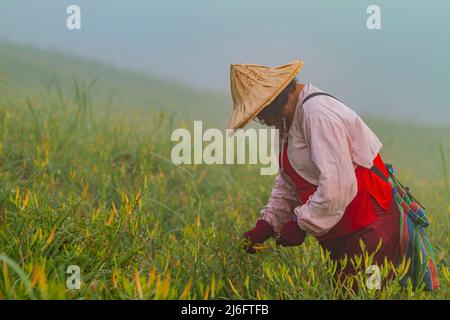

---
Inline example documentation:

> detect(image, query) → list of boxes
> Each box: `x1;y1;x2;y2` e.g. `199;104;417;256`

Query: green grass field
0;41;449;299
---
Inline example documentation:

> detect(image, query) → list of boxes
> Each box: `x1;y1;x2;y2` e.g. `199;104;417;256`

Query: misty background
0;0;449;124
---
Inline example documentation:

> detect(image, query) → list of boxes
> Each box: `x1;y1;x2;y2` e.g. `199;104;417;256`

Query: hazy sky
0;0;449;123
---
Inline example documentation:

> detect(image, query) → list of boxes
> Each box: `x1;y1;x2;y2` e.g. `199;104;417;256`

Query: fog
0;0;449;124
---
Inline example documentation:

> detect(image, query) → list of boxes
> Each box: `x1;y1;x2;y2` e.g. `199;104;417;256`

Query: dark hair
255;77;297;126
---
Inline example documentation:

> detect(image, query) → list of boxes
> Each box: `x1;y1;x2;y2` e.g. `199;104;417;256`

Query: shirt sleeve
259;172;300;234
293;110;358;237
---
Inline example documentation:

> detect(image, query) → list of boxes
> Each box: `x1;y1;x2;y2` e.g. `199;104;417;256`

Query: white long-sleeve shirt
260;83;383;237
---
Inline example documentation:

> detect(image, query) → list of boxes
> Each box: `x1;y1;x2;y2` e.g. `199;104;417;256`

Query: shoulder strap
301;91;388;183
301;92;341;107
302;92;395;191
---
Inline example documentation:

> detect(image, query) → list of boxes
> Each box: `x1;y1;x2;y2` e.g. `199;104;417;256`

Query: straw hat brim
228;60;304;131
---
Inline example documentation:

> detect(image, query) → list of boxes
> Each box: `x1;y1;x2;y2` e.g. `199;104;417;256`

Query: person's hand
242;219;275;253
276;219;306;247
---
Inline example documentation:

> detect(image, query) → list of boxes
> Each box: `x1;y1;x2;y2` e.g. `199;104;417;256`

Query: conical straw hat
228;60;304;130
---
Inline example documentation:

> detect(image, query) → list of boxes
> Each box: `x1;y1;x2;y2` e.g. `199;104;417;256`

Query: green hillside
0;40;231;127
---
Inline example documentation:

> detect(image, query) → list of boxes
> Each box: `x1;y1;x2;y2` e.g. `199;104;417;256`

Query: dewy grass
0;80;448;300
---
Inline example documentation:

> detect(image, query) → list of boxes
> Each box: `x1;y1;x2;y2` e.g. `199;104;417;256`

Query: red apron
280;142;400;274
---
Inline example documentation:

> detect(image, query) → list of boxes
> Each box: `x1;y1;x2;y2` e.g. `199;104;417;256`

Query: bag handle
372;163;427;210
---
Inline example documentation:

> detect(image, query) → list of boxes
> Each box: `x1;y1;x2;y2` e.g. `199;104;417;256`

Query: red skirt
318;195;401;277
